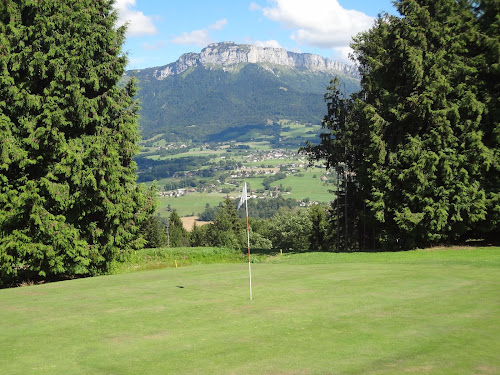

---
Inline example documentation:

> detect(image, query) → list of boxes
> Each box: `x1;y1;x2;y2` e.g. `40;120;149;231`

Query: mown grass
1;248;498;375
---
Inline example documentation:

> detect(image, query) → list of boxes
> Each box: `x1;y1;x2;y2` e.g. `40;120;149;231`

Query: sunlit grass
1;248;498;374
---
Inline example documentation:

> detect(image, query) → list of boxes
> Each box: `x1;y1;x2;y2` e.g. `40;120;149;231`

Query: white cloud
172;29;212;46
254;40;283;49
114;0;158;36
172;19;228;47
333;46;353;63
255;0;374;48
210;19;228;31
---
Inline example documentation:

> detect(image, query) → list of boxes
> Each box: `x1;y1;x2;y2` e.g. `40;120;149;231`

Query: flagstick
245;184;252;301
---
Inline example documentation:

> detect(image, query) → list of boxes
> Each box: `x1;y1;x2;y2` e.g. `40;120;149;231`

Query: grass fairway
1;248;499;374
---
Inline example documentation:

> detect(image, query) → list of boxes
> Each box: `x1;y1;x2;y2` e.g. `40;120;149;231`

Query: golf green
1;249;498;374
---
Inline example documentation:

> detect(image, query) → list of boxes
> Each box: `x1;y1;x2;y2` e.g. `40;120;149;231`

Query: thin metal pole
245;184;252;300
345;166;347;252
336;167;340;252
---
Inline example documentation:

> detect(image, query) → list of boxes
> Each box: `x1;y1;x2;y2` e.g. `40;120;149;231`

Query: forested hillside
125;43;361;142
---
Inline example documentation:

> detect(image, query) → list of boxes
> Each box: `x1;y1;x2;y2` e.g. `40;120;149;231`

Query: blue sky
115;0;398;70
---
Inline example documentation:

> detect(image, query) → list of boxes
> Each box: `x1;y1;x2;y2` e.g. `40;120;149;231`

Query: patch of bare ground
181;216;212;231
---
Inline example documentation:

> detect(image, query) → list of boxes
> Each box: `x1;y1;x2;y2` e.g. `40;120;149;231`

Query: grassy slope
1;248;498;375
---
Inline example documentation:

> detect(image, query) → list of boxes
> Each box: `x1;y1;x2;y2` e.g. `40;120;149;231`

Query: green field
271;170;335;202
280;122;321;139
1;248;499;374
156;192;232;217
240;141;272;151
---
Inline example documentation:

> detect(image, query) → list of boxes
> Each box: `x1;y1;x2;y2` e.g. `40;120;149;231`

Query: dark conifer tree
141;216;168;248
351;0;497;248
473;0;500;241
303;0;499;249
308;204;328;251
168;211;190;247
206;197;245;249
0;0;155;286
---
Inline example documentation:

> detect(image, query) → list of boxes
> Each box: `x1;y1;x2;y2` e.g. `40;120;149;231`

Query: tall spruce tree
355;0;490;248
168;210;190;247
206;197;245;249
0;0;154;286
301;78;370;251
474;0;500;241
303;0;498;249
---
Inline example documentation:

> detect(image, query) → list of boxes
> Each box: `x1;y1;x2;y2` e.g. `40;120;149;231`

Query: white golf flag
238;181;252;300
237;182;247;210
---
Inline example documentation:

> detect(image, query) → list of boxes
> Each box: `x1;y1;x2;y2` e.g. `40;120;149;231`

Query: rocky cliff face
152;41;359;80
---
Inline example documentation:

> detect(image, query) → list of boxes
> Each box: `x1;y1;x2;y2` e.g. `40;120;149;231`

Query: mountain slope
127;42;360;142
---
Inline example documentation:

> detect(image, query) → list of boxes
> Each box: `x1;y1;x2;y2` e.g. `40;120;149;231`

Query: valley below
136;120;337;223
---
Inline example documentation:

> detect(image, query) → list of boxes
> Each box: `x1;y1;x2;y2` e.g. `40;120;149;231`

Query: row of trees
144;199;331;253
199;195;300;221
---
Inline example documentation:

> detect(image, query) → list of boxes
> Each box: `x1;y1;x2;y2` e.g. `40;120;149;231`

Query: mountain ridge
134;41;360;80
